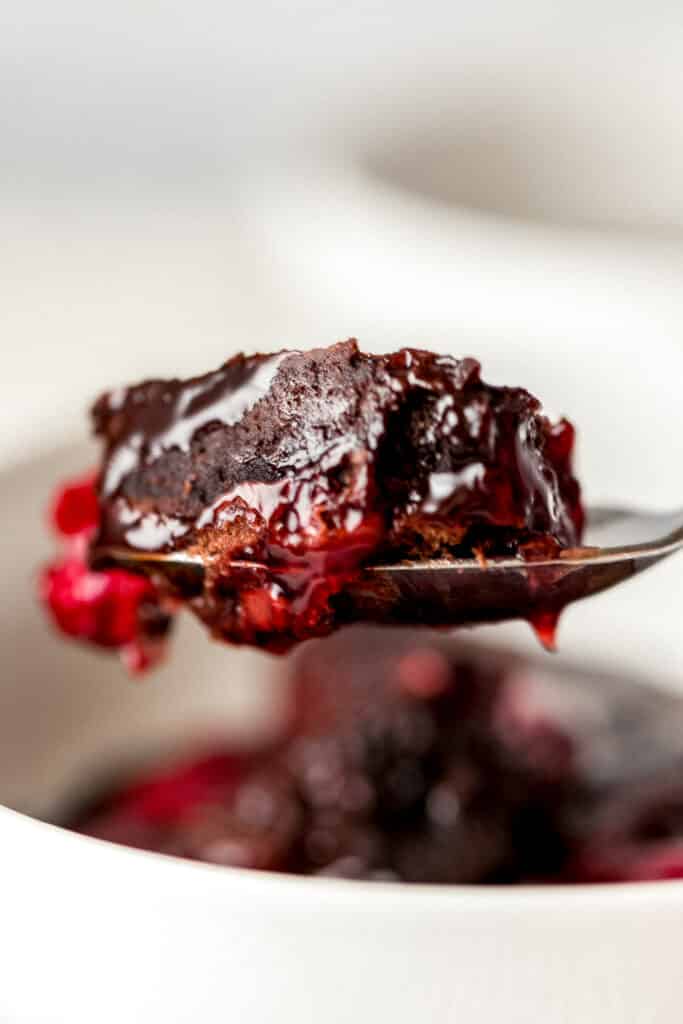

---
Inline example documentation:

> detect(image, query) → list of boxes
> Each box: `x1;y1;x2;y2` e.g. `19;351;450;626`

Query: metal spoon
92;505;683;648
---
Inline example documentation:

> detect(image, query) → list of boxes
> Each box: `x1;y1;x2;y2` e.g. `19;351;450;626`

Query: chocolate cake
83;340;582;652
69;629;683;884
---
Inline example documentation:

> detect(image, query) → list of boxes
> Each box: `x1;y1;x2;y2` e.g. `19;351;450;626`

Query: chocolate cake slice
88;340;583;651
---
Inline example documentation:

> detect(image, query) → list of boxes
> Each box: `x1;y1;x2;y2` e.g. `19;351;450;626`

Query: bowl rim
5;803;683;914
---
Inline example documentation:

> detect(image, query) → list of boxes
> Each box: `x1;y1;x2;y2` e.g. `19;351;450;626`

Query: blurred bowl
1;329;683;1021
234;44;683;357
235;154;683;355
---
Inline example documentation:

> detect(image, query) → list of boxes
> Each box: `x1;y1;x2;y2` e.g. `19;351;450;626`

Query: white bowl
1;337;683;1023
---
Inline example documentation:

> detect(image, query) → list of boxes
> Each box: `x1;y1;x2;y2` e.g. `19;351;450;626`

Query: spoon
92;505;683;649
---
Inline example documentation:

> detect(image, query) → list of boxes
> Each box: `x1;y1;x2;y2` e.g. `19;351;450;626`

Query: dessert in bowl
69;628;683;886
1;335;682;1023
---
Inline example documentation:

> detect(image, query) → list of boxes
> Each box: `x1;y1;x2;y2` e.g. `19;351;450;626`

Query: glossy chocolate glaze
89;340;583;650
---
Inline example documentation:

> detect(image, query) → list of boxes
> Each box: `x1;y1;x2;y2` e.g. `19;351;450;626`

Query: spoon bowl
92;505;683;648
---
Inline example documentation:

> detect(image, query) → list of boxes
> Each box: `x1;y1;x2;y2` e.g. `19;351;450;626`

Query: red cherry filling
194;507;386;651
41;476;172;671
84;753;246;828
50;472;100;536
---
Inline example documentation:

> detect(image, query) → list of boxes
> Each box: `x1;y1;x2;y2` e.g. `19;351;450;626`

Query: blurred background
2;0;683;812
4;0;683;463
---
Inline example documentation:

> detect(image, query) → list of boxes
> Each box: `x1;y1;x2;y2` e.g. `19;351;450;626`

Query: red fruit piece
101;753;246;826
41;474;173;671
51;473;100;537
42;555;156;647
